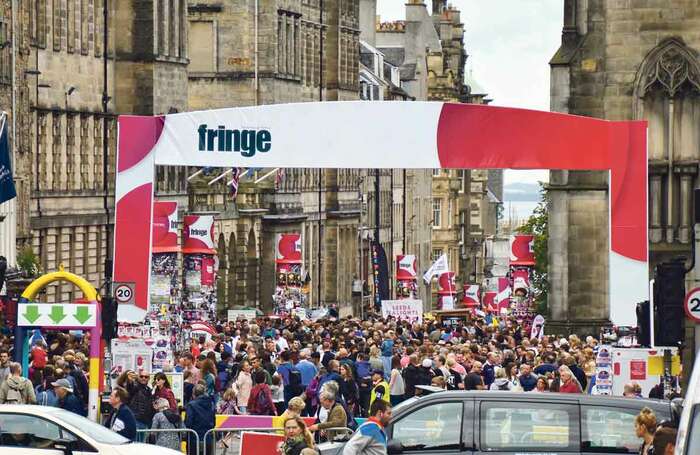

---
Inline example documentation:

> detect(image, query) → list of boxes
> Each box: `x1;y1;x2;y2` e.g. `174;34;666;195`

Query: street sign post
112;282;135;305
17;303;97;328
684;287;700;323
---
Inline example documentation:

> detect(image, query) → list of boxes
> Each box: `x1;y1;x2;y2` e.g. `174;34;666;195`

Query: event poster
110;338;154;387
381;300;423;323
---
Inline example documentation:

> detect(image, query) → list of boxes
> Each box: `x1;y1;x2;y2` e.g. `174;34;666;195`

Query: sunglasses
139;375;150;379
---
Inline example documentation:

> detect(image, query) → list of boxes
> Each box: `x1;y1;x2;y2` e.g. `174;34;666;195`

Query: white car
0;405;182;455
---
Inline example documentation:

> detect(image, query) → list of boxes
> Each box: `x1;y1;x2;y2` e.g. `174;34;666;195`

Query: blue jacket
296;360;318;386
108;404;137;440
381;340;394;357
277;362;294;386
519;374;538;392
60;392;87;417
482;363;496;387
185;396;215;440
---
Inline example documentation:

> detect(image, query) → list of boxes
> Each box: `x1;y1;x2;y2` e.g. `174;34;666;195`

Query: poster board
381;300;423;323
109;338;154;387
228;309;257;321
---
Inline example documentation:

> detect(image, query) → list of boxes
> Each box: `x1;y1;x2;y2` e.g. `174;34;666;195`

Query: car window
392;401;463;451
582;406;645;453
682;404;700;455
0;413;77;449
480;401;578;452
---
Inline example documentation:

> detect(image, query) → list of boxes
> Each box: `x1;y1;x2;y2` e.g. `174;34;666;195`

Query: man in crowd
0;349;10;387
108;387;137;440
343;400;392;455
464;361;485;391
370;370;389;409
129;369;155;431
518;364;538;392
52;378;86;417
185;384;215;455
0;362;36;404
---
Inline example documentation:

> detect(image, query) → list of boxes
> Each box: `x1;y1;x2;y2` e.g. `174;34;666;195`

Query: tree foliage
517;185;549;315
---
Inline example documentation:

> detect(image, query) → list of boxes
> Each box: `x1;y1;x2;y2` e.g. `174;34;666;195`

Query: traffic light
101;296;117;341
636;300;650;347
653;259;686;347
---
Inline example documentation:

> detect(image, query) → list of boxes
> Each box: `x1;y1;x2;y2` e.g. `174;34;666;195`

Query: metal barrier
203;426;354;455
136;428;201;454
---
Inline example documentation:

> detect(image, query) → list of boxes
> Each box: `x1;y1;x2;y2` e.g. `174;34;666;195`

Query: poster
182;215;216;254
381;300;423;323
530;314;545;339
110;338;154;387
240;432;285;455
462;284;480;307
228;309;257;321
592;345;613;396
630;359;647;380
510;234;535;265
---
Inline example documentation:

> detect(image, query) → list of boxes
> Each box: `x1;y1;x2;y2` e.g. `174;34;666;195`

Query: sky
378;0;563;185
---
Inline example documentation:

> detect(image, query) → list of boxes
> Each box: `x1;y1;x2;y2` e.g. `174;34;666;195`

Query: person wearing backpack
0;362;36;404
247;370;277;415
489;367;514;391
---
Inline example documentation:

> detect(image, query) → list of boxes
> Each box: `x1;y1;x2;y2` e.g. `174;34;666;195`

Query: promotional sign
462;284;480;307
630;359;647;381
228;309;257;321
17;303;96;328
483;292;497;312
110;338;153;384
152;201;179;253
150;253;177;305
240;431;285;455
684;287;700;323
510;234;535;266
437;272;456;310
114;102;648;325
530;314;545;339
396;255;417;279
495;277;511;311
592;345;613;396
182;215;215;254
381;300;423;323
201;255;216;286
372;241;390;310
276;233;302;264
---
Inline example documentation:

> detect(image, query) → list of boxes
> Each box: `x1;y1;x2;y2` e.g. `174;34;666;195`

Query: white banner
17;303;96;328
423;254;449;284
228;309;257;321
381;300;423;323
530;314;545;339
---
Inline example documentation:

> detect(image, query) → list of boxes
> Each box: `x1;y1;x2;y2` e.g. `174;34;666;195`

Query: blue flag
0;116;16;204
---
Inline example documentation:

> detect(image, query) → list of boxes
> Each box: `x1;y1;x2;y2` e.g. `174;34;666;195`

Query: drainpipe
254;0;259;105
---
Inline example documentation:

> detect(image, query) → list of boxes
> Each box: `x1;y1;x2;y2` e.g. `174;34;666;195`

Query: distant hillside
504;182;542;202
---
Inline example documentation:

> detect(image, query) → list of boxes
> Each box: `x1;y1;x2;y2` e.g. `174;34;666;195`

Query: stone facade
549;0;700;336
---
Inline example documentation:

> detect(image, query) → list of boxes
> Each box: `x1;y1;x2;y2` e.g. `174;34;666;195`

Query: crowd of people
0;312;681;454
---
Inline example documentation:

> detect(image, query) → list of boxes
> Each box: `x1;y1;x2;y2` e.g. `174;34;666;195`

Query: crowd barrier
136;428;200;454
203;426;354;455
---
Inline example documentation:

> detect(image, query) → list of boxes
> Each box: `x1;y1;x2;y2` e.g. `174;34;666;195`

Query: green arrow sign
48;305;67;324
74;306;91;324
23;305;40;324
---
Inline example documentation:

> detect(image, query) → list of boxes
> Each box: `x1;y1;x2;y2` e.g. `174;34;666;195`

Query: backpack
255;388;271;414
5;384;24;404
497;381;510;391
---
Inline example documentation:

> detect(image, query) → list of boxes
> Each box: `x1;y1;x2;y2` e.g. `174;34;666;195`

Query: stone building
548;0;700;339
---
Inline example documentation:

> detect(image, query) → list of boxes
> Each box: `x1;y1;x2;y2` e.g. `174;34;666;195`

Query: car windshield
47;408;130;445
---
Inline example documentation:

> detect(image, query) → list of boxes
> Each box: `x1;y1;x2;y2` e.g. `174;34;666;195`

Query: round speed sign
114;284;133;303
684;287;700;323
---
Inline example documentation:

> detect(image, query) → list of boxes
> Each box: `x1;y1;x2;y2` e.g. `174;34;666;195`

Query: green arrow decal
48;305;67;324
23;305;41;324
74;306;91;325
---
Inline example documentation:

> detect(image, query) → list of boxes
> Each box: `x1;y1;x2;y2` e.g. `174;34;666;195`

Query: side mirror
52;438;75;455
387;439;403;455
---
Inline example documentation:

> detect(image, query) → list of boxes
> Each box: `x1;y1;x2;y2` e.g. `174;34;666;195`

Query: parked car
319;391;673;455
0;405;182;455
675;351;700;454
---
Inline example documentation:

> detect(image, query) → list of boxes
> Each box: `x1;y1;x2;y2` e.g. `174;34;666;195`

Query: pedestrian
533;377;548;393
281;396;306;420
342;400;392;455
0;349;10;388
339;363;359;414
216;388;241;415
380;332;394;381
464;361;485;391
152;372;178;411
151;397;183;451
234;359;253;414
129;369;155;433
489;367;512;391
369;370;389;410
185;383;215;455
651;426;677;455
53;378;86;416
107;387;137;440
518;364;538;392
558;365;582;394
200;359;218;397
272;373;286;415
388;355;405;405
309;386;347;443
0;362;37;404
281;416;317;455
634;407;656;455
248;370;277;415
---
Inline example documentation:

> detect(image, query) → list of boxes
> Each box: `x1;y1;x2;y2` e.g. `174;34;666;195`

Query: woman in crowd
216;388;241;415
248;370;277;416
234;360;253;414
151;398;183;451
635;407;657;455
389;355;405;405
533;377;549;393
281;396;306;420
368;346;383;372
490;367;513;391
339;364;359;414
200;359;218;397
280;416;317;455
152;372;177;411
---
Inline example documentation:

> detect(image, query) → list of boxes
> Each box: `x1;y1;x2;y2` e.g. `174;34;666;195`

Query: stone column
680;172;693;243
548;171;569;323
650;174;662;243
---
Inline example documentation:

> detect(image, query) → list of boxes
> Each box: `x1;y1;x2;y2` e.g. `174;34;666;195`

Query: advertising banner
228;309;257;321
381;300;423;323
110;338;153;386
530;314;545;339
483;291;497;312
150;253;177;305
372;241;390;310
240;432;285;455
510;234;535;266
396;255;417;279
463;284;480;307
183;215;216;254
276;233;302;264
152;201;179;253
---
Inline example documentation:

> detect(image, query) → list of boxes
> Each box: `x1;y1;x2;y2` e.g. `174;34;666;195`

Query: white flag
423;254;449;284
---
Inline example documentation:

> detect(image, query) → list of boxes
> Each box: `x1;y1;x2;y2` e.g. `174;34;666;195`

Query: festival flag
229;167;242;200
423;253;449;284
0;113;16;205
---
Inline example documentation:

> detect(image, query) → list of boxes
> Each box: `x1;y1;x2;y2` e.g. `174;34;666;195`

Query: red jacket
247;384;277;415
559;379;582;394
154;386;178;411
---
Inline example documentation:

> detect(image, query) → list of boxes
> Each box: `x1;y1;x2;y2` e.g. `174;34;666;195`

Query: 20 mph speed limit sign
113;282;135;305
684;287;700;323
